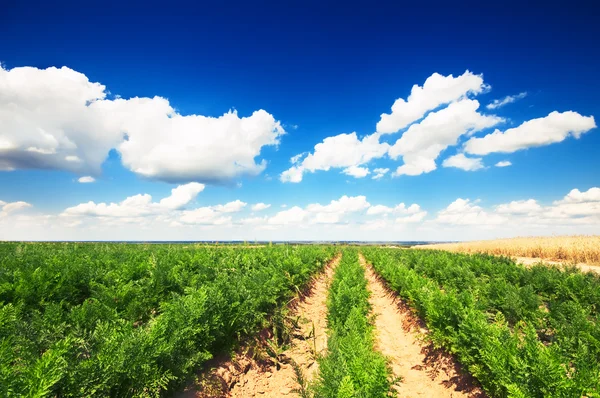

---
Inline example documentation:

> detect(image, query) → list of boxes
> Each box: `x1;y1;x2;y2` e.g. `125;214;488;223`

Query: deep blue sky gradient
1;0;599;216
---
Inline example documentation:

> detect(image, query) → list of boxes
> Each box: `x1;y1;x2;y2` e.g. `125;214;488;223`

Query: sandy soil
180;254;340;397
516;256;600;275
360;254;484;398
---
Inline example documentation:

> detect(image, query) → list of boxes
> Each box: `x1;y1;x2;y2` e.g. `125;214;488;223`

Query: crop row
313;248;394;397
363;248;600;397
0;243;335;397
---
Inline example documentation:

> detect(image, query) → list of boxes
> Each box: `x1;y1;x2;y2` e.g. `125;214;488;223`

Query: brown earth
179;254;340;398
360;253;485;398
515;256;600;275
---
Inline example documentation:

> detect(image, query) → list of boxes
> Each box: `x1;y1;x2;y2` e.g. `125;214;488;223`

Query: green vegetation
0;242;334;397
4;242;599;398
313;249;394;398
363;248;600;398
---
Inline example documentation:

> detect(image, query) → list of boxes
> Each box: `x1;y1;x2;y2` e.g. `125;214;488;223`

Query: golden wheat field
417;235;600;265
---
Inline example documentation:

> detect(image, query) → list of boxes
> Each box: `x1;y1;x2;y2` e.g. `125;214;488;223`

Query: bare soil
360;254;485;398
516;256;600;275
180;254;340;397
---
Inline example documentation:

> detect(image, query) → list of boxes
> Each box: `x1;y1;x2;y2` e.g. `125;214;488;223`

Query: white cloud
0;200;32;218
486;92;527;110
554;187;600;204
366;205;394;216
360;219;390;231
495;199;542;214
251;203;271;211
281;132;389;183
388;99;502;176
372;168;389;180
464;111;596;155
442;153;484;171
342;165;369;178
376;71;488;134
60;183;248;227
62;182;204;217
280;166;304;183
3;188;600;240
366;203;422;216
179;208;232;225
62;194;156;218
495;160;512;167
265;195;370;226
0;65;285;183
239;216;268;225
306;195;370;214
396;211;427;223
434;198;506;225
268;206;308;225
78;176;95;183
158;183;205;210
290;153;306;164
211;200;247;213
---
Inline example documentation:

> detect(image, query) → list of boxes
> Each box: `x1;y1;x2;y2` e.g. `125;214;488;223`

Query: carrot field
1;243;599;397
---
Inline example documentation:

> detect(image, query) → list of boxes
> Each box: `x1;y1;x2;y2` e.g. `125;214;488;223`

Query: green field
1;243;599;397
0;243;334;397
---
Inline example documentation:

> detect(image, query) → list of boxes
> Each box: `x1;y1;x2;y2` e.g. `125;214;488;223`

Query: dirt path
360;254;483;398
227;254;339;397
180;254;340;397
516;256;600;275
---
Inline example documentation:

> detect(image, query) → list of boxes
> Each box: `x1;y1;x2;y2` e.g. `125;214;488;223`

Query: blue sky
0;1;599;241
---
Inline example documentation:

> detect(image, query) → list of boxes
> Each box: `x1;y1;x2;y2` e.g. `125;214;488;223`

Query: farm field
2;243;600;397
417;235;600;266
0;243;335;397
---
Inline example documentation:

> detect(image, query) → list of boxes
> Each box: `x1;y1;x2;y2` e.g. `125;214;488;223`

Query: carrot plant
363;248;600;397
0;243;335;397
313;248;394;398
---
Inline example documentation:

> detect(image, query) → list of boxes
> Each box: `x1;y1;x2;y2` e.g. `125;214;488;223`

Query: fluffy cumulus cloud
342;165;369;178
376;70;488;134
388;100;502;176
0;65;285;183
366;203;421;216
442;153;484;171
372;168;389;180
434;198;507;226
464;111;596;155
266;195;370;225
267;206;308;225
158;183;205;210
78;176;95;183
545;187;600;223
279;70;594;183
429;187;600;234
179;208;232;226
280;71;496;182
60;182;246;226
366;202;427;224
495;160;512;167
251;202;271;211
211;200;247;213
555;187;600;204
486;92;527;110
4;188;600;240
0;200;32;218
281;132;389;183
495;199;542;214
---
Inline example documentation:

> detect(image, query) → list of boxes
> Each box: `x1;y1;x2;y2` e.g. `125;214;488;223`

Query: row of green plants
312;249;395;397
390;249;600;392
0;242;335;397
363;248;600;397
